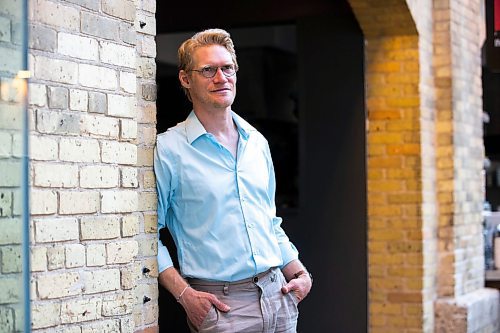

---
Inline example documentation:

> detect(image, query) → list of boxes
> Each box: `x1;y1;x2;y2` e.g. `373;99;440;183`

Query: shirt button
253;250;259;255
248;223;254;228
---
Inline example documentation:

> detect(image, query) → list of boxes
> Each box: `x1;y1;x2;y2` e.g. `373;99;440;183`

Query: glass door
0;0;30;331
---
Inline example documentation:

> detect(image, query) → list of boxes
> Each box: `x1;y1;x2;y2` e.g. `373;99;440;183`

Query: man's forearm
158;266;190;301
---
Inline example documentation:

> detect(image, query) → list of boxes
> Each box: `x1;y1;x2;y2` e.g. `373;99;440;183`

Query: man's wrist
293;270;313;283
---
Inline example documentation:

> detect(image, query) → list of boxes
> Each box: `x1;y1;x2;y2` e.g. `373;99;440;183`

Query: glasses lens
202;67;217;78
222;65;235;76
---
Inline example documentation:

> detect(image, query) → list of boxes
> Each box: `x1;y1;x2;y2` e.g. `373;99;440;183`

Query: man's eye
202;67;215;74
222;65;233;70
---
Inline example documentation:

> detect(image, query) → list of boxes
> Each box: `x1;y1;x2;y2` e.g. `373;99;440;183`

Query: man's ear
179;70;190;89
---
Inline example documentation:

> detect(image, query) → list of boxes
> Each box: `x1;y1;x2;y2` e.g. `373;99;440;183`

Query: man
155;28;312;333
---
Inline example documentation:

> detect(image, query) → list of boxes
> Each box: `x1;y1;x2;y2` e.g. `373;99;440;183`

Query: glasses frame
188;65;238;78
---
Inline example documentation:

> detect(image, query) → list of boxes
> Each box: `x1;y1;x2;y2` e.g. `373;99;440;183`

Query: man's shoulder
156;121;186;148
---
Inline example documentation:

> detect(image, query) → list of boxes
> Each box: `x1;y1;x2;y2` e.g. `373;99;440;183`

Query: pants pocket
198;306;219;332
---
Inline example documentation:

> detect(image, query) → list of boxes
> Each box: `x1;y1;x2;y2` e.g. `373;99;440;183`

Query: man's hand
281;272;312;302
179;287;230;329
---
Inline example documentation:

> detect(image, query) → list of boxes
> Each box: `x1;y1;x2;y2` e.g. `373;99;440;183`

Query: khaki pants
187;268;299;333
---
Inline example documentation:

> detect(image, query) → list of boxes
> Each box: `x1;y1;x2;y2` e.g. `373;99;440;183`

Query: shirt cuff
157;239;174;273
279;241;299;268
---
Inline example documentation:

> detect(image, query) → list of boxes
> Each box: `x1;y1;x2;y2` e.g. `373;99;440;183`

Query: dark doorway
155;1;367;332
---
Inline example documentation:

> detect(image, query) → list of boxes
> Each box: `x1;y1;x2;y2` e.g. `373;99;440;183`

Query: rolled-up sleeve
154;142;175;273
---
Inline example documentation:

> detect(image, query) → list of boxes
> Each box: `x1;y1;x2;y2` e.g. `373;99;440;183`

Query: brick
34;218;79;243
0;307;14;332
142;257;159;278
0;104;22;131
102;291;134;316
59;138;100;162
0;134;12;159
31;302;61;329
80;165;119;188
47;245;65;270
139;125;156;145
0;218;21;245
139;192;157;211
137;147;154;166
69;89;88;112
135;13;156;36
120;263;140;290
100;41;136;68
140;35;156;57
11;133;22;159
121;119;138;139
121;167;138;188
101;190;138;213
64;0;99;11
86;244;106;266
36;110;80;135
33;162;78;187
81;114;119;138
1;245;21;273
30;135;58;161
120;71;136;93
37;272;81;299
81;319;120;333
30;190;57;215
0;161;20;188
28;83;47;108
143;170;155;189
82;269;120;294
144;213;157;233
35;56;78;84
137;102;156;124
0;278;20;303
142;83;157;101
81;11;120;41
0;191;12;217
79;64;117;90
119;22;136;45
102;141;137;165
48;87;69;109
121;214;139;237
65;243;85;268
88;91;107;114
58;32;98;60
35;0;80;30
138;237;157;256
31;246;47;272
0;48;22;77
80;215;120;240
0;132;11;157
137;57;156;79
106;240;138;264
142;0;156;13
0;16;10;42
59;191;100;214
61;297;102;323
107;94;135;118
102;0;135;21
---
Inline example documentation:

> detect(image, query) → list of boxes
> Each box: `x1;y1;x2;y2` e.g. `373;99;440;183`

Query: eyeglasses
189;65;237;78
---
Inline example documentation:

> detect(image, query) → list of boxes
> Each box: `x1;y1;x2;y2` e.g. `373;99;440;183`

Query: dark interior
156;1;367;332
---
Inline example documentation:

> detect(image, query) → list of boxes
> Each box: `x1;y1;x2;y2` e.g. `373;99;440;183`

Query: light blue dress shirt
155;111;298;282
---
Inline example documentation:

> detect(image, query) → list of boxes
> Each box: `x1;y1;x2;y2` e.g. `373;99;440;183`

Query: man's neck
193;106;235;137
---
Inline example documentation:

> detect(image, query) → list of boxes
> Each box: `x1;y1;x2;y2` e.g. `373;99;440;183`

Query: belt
186;267;277;286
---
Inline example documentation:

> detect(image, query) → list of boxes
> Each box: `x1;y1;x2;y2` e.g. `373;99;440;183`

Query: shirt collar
185;110;255;145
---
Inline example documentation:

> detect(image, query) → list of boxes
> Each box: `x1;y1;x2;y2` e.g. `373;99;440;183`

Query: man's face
180;45;237;111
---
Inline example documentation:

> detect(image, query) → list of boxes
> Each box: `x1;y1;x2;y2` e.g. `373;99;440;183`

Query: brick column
27;0;154;331
434;0;499;331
